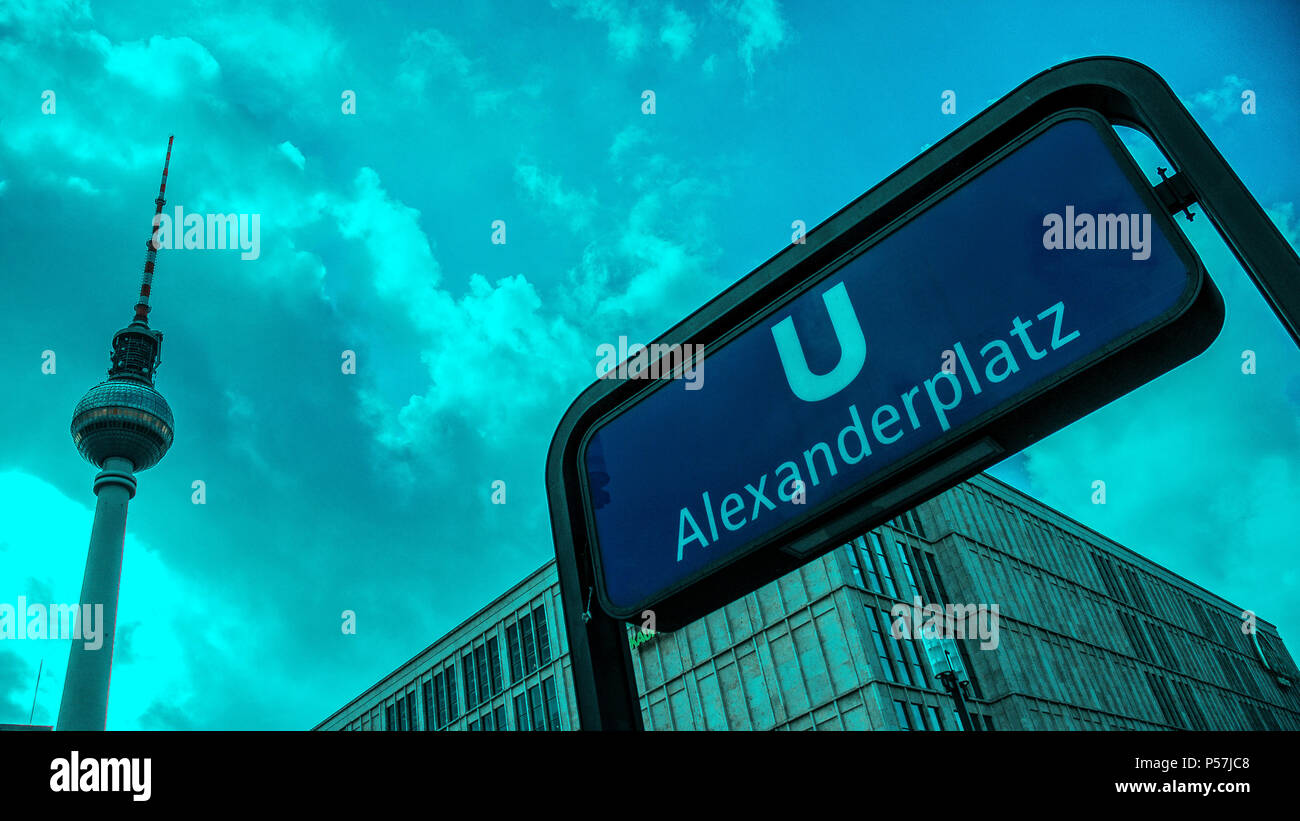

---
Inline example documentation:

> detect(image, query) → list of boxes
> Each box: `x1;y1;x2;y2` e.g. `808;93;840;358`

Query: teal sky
0;0;1296;729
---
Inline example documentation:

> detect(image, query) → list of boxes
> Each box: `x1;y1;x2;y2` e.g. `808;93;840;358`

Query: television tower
58;137;177;731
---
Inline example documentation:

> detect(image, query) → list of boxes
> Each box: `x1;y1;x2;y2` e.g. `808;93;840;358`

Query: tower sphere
71;380;174;471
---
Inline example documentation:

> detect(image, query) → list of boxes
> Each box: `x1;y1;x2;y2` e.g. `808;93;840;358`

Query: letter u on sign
771;281;867;402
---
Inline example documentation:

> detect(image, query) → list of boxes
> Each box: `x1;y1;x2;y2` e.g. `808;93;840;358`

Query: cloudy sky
0;0;1296;729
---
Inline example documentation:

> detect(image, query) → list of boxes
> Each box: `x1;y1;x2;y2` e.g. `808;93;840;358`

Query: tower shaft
56;458;136;731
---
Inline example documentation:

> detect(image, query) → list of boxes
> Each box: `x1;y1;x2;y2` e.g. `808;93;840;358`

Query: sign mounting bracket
1154;166;1198;221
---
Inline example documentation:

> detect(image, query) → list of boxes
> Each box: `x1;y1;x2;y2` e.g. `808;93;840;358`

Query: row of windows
462;636;503;712
965;484;1286;681
945;485;1072;580
865;606;928;689
893;699;993;731
844;531;984;699
1110;591;1289;703
1146;672;1207;730
505;605;552;685
920;490;1300;725
945;484;1298;704
510;676;562;731
845;533;899;599
385;691;419;732
345;600;556;731
977;541;1274;703
996;613;1300;729
377;675;564;731
887;508;928;539
427;664;458;728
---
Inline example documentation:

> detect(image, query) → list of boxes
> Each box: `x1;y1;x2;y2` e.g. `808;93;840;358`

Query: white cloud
513;154;723;331
278;141;306;170
608;125;650;164
328;167;444;309
552;0;643;60
515;163;599;234
96;34;222;97
64;176;99;195
398;28;509;114
1182;75;1253;125
723;0;788;76
660;6;696;60
186;4;342;92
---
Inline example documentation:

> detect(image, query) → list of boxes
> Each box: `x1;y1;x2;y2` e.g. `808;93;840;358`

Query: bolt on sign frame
546;57;1300;730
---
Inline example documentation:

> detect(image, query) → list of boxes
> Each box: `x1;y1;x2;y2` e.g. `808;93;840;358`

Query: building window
494;705;508;731
866;606;897;683
875;608;916;686
1192;601;1217;642
1145;672;1181;727
922;552;950;602
463;652;479;710
899;508;927;539
1118;611;1154;663
895;540;921;599
435;671;448;727
894;700;912;730
1148;624;1177;668
480;710;495;731
542;676;562;731
1215;650;1244;692
431;664;458;727
1244;700;1279;731
928;705;945;730
475;645;490;703
405;691;417;731
397;695;408;731
521;611;538;675
385;703;396;732
534;605;553;667
845;544;865;587
857;538;883;593
467;719;479;731
900;634;928;688
514;693;530;731
422;681;435;732
869;533;899;598
908;702;927;731
507;623;523;683
1173;680;1207;730
487;636;503;695
1093;553;1121;599
528;684;545;731
1121;565;1153;612
909;546;934;600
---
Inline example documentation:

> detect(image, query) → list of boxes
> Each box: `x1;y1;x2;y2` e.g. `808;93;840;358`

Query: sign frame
546;56;1300;730
576;107;1218;624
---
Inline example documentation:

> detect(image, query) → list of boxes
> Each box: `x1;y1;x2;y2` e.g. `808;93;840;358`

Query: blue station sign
580;113;1218;619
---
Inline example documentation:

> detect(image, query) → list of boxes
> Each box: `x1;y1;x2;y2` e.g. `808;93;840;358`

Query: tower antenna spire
134;135;174;325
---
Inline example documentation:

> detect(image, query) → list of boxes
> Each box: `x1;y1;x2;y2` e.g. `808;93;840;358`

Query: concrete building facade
315;474;1299;731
